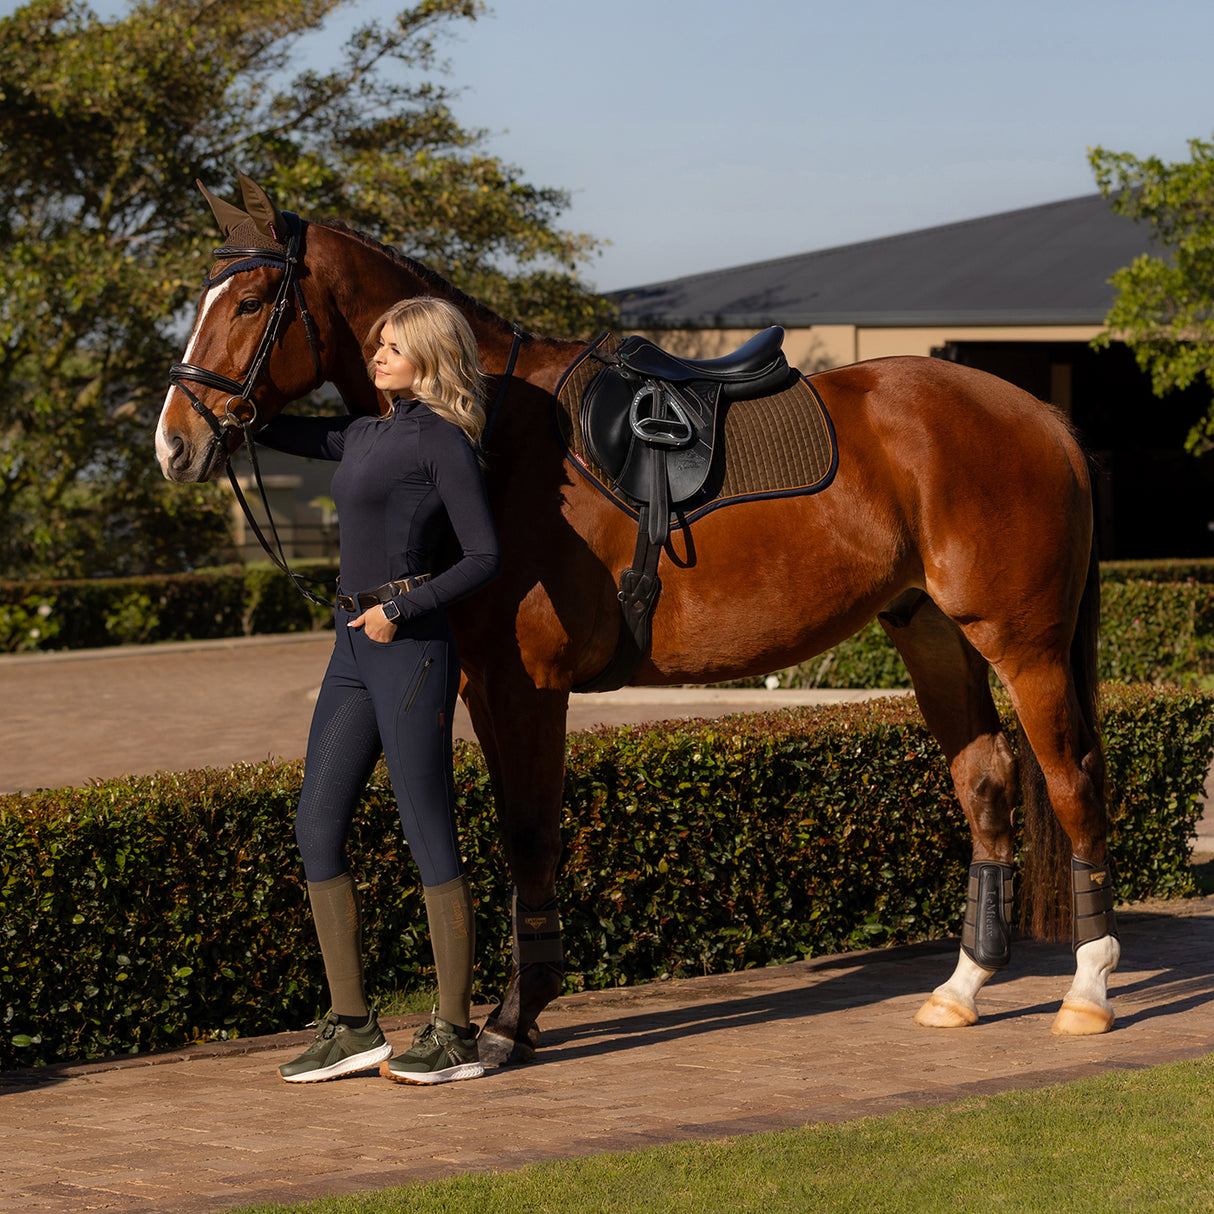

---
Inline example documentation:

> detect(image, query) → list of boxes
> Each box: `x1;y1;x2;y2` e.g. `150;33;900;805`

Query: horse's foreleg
878;597;1020;1028
463;677;569;1064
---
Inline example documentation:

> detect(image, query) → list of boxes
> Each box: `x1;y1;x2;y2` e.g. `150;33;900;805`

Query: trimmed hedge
739;576;1214;690
0;562;337;652
2;683;1210;1070
1100;558;1214;583
6;560;1214;690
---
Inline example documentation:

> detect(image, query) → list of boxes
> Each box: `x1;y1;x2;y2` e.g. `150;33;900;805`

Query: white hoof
1053;936;1120;1035
914;992;979;1028
915;950;995;1028
1051;998;1115;1036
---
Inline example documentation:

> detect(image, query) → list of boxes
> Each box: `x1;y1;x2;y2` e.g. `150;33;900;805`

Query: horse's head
156;174;326;482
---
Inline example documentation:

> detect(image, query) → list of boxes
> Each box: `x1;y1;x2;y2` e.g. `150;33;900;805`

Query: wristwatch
380;599;401;623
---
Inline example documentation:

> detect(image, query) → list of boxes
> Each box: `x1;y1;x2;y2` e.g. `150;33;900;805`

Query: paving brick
5;905;1207;1213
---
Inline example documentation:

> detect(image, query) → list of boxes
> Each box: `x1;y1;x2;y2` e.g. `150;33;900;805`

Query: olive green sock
424;875;475;1029
307;872;369;1019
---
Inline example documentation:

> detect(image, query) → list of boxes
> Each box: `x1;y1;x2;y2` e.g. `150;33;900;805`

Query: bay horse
156;175;1120;1062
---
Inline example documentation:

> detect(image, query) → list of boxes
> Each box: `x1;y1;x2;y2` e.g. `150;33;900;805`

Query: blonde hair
366;297;487;446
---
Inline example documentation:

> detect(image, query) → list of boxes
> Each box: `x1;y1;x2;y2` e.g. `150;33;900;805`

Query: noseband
167;212;332;606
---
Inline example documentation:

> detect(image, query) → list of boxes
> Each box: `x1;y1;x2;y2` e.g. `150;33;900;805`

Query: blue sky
9;0;1214;290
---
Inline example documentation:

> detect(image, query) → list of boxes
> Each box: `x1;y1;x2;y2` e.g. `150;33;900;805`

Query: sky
8;0;1214;291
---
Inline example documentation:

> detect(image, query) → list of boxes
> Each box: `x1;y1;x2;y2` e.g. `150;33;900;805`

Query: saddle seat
613;325;787;392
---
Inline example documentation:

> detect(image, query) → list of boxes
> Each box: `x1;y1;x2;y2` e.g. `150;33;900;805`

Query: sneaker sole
379;1059;484;1086
279;1041;393;1084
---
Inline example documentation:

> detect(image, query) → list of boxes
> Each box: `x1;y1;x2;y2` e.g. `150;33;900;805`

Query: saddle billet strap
572;510;663;694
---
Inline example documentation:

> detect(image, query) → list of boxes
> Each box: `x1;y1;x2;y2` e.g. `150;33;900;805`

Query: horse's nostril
167;434;189;470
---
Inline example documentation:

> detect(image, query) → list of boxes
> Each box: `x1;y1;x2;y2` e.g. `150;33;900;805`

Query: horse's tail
1017;531;1101;941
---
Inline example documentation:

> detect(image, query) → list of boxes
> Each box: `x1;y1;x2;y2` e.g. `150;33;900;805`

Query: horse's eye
237;298;262;316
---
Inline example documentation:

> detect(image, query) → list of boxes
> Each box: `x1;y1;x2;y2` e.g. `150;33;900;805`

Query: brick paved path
3;638;1212;1212
3;898;1213;1213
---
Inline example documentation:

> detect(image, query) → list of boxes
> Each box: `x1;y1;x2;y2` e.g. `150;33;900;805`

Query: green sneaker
380;1015;484;1085
278;1010;392;1084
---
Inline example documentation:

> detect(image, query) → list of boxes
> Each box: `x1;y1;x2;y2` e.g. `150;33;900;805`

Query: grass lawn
239;1052;1214;1214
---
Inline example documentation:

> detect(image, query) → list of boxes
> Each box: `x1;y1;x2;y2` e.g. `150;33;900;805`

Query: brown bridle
167;210;524;610
167;212;333;605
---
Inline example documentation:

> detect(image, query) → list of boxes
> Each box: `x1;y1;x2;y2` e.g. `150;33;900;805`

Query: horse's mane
312;218;514;335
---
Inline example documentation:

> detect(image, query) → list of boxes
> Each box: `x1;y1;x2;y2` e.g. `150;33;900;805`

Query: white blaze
155;280;234;475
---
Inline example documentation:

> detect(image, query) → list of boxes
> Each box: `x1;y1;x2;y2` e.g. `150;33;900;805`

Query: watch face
382;600;400;621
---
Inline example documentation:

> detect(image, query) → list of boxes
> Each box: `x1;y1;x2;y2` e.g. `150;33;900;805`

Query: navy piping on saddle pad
552;332;839;523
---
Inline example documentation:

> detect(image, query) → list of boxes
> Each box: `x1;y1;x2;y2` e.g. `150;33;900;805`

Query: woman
258;297;500;1085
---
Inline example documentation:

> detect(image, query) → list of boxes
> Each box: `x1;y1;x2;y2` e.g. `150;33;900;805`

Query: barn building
237;195;1213;562
614;194;1214;559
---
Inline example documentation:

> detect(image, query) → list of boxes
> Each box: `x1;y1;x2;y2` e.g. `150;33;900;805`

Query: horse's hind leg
996;657;1120;1035
878;593;1020;1028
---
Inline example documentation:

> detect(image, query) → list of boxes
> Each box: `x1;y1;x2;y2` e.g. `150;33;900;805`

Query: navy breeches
295;604;463;888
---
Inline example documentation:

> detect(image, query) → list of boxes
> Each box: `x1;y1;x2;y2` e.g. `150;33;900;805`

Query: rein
169;220;525;610
482;325;524;447
168;212;333;607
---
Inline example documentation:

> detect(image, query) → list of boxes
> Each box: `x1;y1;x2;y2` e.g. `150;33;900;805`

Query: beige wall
853;324;1104;362
637;323;1105;375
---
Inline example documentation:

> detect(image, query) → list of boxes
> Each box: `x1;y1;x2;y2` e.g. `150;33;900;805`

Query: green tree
0;0;613;579
1090;136;1214;452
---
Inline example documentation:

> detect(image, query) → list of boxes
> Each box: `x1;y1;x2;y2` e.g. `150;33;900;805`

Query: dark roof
614;194;1154;329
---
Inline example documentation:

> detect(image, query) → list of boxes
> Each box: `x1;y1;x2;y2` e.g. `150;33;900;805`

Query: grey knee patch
1072;857;1118;953
512;888;563;969
960;862;1014;970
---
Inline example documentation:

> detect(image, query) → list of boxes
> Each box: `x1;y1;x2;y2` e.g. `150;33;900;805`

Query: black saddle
612;325;788;387
574;326;793;693
580;326;791;525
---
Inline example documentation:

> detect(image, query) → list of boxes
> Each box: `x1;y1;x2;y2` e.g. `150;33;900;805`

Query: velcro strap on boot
960;862;1014;970
512;888;564;967
1072;857;1118;953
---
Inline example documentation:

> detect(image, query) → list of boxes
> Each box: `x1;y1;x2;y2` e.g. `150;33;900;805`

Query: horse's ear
238;173;285;245
195;179;250;239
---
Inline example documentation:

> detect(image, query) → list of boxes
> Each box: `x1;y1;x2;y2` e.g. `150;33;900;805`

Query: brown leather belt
336;573;432;612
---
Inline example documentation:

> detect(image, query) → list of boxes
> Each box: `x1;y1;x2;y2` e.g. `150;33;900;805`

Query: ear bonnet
196;173;292;287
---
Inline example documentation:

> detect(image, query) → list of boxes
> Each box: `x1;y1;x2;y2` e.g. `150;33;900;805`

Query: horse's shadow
524;910;1214;1064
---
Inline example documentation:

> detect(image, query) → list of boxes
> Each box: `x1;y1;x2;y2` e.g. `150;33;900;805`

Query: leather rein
167;212;523;610
168;211;334;606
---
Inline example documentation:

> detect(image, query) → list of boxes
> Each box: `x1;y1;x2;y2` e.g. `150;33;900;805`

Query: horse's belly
636;497;908;685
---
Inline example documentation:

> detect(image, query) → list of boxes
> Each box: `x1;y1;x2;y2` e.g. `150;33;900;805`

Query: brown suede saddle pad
553;331;838;525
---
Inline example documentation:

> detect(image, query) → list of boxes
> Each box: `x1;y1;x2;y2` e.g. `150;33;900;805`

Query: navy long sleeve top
257;400;500;623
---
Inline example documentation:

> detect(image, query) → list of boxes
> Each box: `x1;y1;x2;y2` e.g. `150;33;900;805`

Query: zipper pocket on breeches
405;657;434;713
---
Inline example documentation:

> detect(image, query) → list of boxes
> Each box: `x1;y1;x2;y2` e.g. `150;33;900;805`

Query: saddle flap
581;370;720;506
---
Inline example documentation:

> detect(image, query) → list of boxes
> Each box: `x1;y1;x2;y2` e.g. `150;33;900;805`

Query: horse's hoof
477;1024;539;1066
1051;998;1114;1036
914;993;979;1028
